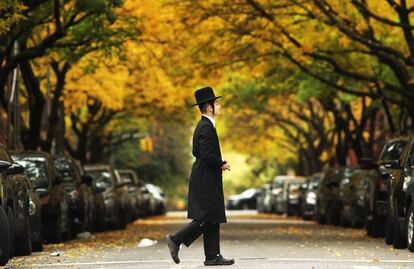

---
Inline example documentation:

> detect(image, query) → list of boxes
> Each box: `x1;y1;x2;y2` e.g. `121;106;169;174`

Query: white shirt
202;114;215;128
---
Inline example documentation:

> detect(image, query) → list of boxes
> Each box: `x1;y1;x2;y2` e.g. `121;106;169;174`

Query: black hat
192;86;222;107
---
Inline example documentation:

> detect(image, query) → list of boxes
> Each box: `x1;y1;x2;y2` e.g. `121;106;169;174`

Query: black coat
187;116;227;224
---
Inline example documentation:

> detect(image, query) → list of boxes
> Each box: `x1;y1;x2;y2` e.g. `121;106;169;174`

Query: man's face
213;100;221;116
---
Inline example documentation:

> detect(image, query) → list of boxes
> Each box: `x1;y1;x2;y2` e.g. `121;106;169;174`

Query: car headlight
69;190;80;200
289;194;299;200
403;175;411;192
29;199;36;216
306;192;316;204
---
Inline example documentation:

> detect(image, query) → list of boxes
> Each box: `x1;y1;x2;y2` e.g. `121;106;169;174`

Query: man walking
166;86;234;266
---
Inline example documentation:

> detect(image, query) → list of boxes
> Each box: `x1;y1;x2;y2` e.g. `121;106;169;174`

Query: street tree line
162;0;414;175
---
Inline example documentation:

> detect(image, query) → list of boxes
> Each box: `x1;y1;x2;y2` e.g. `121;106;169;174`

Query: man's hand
221;162;231;171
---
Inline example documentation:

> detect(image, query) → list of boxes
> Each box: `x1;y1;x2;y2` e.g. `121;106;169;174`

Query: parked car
118;169;147;218
0;186;14;266
24;176;42;251
145;183;167;215
315;167;345;225
285;178;306;216
0;145;35;256
84;164;129;229
139;183;154;216
364;139;409;238
338;167;368;228
53;155;95;236
300;173;321;220
11;151;70;243
226;188;260;210
257;183;272;213
0;154;31;263
383;136;414;249
405;168;414;252
72;160;105;231
270;175;296;214
116;169;140;221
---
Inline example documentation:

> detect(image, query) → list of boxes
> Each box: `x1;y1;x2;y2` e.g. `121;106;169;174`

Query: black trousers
172;220;220;256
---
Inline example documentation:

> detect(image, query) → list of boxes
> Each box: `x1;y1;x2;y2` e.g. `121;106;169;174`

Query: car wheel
371;213;385;237
385;205;394;245
339;206;349;227
95;204;106;232
407;204;414;252
351;203;363;229
315;201;326;224
32;235;43;252
327;202;340;226
62;209;72;241
50;207;62;243
7;207;15;257
115;207;127;230
0;206;11;265
365;204;373;236
15;214;32;256
392;213;407;249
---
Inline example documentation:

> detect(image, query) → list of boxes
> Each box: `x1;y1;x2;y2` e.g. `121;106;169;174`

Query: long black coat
187;116;227;224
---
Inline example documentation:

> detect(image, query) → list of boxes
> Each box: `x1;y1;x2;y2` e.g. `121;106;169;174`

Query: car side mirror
327;181;339;188
360;157;378;169
7;163;24;174
94;185;106;194
140;187;149;194
116;182;128;188
383;160;401;169
0;160;12;171
81;175;93;184
36;188;48;198
54;175;63;185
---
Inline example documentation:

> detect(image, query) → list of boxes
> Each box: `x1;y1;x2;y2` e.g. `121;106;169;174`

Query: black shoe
204;254;235;266
166;234;180;264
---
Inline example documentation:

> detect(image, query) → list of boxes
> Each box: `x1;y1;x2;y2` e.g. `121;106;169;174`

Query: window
12;157;49;189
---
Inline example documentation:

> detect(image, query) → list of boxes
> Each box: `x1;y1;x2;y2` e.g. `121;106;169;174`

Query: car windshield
53;159;76;182
120;172;134;184
379;141;408;161
289;182;301;190
12;157;49;189
87;169;114;189
240;188;256;198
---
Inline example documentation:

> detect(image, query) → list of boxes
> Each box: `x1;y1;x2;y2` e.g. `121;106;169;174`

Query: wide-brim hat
192;86;222;107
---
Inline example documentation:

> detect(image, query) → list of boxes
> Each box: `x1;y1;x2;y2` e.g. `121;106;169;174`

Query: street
7;210;414;269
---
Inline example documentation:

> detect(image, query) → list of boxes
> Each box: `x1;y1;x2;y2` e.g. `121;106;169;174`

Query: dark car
0;145;35;257
84;164;129;229
315;167;345;225
116;169;140;221
0;154;32;262
53;155;95;236
270;175;296;214
145;183;167;215
118;169;147;218
364;139;409;238
338;167;368;228
0;182;14;266
382;136;414;249
71;160;105;231
24;176;42;251
226;188;259;210
285;178;305;216
257;184;271;213
300;173;321;220
405;164;414;252
11;151;70;243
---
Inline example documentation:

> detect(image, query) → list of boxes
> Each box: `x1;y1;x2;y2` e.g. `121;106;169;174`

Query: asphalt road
7;210;414;269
